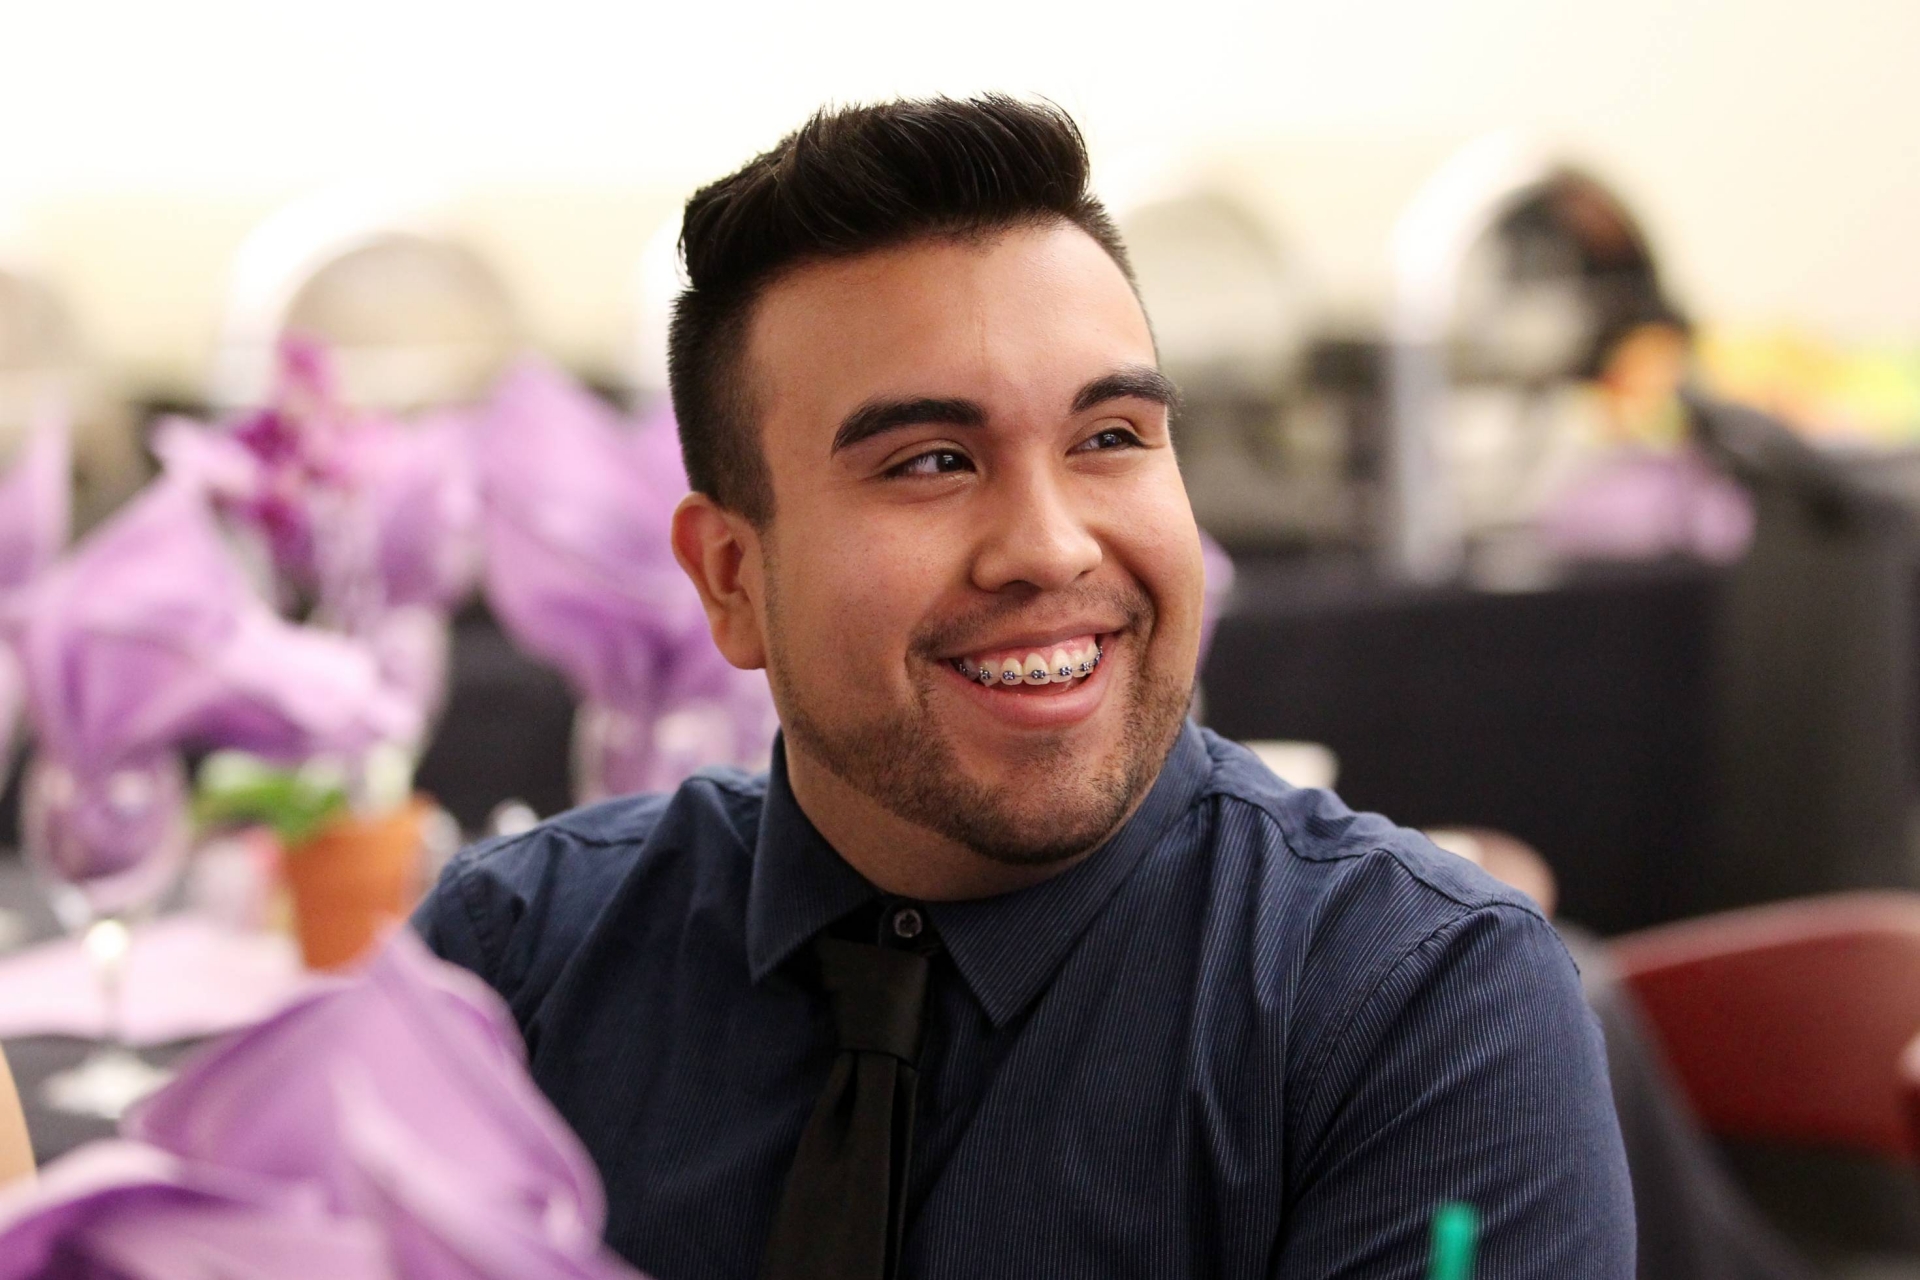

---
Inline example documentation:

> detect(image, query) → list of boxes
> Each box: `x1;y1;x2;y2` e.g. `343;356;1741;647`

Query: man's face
745;221;1204;865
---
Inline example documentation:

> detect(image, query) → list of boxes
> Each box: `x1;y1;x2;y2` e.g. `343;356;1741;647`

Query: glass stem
84;917;133;1054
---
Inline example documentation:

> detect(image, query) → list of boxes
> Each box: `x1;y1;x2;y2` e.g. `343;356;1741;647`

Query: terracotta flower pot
281;798;429;971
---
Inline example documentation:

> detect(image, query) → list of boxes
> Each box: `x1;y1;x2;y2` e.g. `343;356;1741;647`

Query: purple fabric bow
344;408;482;617
0;931;646;1279
477;361;777;797
1;477;417;855
5;477;415;770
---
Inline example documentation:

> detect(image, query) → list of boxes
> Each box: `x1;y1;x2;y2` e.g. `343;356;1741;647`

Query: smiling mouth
949;634;1104;690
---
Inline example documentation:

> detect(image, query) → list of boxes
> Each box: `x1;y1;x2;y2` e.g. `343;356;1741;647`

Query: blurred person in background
414;97;1633;1278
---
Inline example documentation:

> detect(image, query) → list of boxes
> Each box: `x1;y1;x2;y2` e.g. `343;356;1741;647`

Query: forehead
746;222;1156;428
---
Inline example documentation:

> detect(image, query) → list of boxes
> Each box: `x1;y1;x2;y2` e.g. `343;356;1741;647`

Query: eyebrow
1072;365;1180;415
829;364;1180;455
832;396;986;453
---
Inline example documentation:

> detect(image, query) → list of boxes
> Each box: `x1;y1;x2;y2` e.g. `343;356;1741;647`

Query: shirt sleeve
410;836;517;991
1274;904;1636;1279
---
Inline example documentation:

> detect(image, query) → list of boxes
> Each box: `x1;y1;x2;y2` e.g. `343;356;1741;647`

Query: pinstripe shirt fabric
413;722;1634;1278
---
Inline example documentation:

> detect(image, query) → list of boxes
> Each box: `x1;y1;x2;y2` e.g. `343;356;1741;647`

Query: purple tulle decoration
0;931;647;1279
477;361;777;800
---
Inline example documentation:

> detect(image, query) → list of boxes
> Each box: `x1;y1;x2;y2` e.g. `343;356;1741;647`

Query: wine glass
19;750;193;1118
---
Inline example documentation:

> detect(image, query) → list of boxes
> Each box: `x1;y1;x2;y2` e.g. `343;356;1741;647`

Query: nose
969;462;1103;593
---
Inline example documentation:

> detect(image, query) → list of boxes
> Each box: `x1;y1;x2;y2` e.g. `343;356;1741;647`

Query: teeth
957;637;1104;688
1050;649;1074;683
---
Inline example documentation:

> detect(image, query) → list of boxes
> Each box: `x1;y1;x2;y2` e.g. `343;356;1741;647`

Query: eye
1074;426;1144;453
887;449;974;478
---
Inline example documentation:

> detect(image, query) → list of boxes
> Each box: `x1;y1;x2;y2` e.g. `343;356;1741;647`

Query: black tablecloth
1201;559;1723;935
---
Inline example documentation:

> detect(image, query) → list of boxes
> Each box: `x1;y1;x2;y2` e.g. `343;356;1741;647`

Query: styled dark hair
667;95;1134;524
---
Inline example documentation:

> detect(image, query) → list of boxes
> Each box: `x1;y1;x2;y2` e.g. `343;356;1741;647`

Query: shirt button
890;905;925;941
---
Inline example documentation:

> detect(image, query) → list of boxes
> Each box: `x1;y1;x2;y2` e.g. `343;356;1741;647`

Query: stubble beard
767;583;1192;868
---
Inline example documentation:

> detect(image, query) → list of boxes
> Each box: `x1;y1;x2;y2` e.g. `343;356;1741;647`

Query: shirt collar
746;723;1213;1028
746;736;879;984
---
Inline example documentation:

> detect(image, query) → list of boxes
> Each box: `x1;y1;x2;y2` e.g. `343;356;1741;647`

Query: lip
939;621;1124;663
939;630;1118;731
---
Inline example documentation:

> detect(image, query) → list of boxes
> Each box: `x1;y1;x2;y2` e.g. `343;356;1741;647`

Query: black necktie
760;913;936;1280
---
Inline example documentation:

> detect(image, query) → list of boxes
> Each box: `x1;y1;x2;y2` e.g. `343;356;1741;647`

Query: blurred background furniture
1570;926;1815;1280
1196;137;1920;936
1611;894;1920;1270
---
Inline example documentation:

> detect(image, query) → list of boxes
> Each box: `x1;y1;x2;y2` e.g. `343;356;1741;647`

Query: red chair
1610;892;1920;1162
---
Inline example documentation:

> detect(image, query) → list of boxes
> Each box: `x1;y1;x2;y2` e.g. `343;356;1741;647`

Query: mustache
910;581;1155;660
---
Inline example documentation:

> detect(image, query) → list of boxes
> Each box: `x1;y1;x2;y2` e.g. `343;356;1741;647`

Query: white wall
4;0;1916;391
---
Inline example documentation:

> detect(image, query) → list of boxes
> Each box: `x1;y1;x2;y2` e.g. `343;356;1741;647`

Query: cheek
776;518;953;670
1100;480;1206;644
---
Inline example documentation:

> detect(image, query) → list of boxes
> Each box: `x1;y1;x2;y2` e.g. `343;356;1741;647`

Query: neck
781;739;1097;901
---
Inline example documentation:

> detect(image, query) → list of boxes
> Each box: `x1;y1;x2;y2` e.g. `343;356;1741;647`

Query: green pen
1426;1201;1478;1280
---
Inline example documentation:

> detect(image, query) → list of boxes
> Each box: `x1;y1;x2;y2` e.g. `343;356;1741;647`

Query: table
0;857;204;1165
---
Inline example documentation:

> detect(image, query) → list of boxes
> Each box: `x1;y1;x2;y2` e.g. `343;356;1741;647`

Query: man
415;96;1634;1278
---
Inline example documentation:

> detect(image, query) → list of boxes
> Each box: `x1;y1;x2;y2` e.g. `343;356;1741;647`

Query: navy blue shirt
414;723;1634;1277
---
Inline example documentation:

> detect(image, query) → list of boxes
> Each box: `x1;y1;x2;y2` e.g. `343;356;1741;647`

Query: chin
933;742;1144;866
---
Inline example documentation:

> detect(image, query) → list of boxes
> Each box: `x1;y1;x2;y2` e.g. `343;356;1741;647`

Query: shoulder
1185;738;1629;1262
1192;726;1552;931
411;766;768;1007
1186;728;1579;1043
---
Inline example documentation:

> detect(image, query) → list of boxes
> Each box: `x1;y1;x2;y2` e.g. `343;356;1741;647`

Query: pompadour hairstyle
666;95;1134;524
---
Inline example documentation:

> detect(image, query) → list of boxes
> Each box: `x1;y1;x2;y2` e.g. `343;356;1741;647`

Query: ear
671;492;769;671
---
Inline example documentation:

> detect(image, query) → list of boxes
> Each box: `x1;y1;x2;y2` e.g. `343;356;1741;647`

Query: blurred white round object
214;188;520;413
0;254;140;530
486;800;539;839
1118;189;1334;546
1425;826;1558;916
1122;191;1311;393
0;266;76;459
1243;740;1339;791
628;214;687;407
